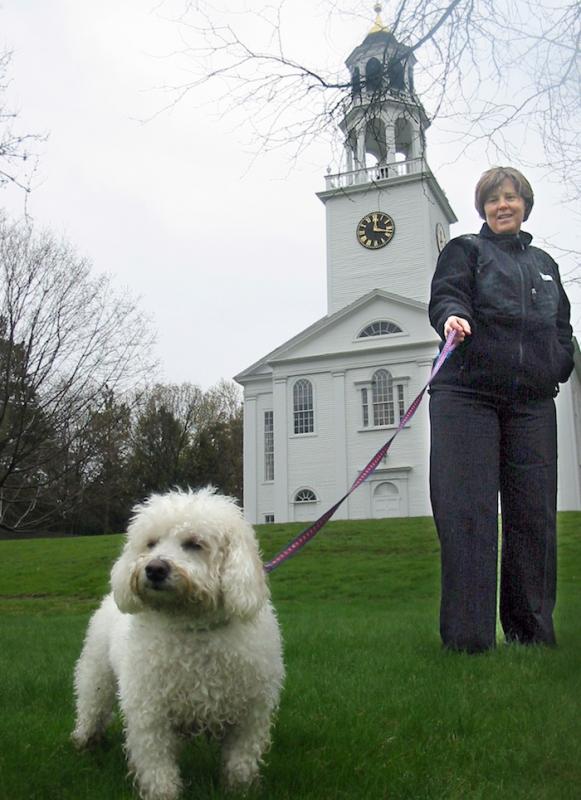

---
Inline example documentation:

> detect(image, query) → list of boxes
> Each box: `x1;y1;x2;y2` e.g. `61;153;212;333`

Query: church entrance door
372;481;400;518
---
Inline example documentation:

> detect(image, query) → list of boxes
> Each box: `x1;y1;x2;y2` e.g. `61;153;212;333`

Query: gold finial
369;2;389;34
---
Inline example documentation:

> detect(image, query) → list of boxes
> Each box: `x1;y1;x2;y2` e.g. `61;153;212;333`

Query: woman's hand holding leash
444;316;471;343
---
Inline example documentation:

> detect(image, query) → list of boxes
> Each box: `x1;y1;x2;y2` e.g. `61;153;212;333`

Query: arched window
351;66;361;97
365;118;388;164
365;57;382;93
358;320;402;338
293;379;314;434
395;117;413;162
361;370;407;428
294;489;317;503
372;369;394;426
387;58;405;92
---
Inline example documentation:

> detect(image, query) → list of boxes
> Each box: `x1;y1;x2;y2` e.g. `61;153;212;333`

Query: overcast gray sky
2;1;579;389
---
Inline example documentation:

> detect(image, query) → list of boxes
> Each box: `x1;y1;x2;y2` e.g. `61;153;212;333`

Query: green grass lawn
1;514;581;799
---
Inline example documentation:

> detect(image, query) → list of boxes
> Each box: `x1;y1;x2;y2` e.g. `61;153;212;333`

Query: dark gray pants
429;389;557;652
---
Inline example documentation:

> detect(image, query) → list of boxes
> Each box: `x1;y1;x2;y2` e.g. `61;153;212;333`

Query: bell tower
317;3;456;314
342;3;428;173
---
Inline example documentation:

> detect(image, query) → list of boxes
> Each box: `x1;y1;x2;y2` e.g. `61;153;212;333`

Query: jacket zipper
515;245;527;388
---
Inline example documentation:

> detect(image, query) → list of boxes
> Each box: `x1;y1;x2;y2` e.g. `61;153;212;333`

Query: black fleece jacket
429;223;574;400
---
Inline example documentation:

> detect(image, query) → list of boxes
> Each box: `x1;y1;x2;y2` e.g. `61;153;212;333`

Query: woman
429;166;574;653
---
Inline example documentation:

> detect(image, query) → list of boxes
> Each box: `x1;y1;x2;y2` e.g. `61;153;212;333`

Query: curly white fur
72;488;284;800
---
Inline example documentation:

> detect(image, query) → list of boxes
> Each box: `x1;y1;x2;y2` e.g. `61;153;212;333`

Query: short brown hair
474;166;534;221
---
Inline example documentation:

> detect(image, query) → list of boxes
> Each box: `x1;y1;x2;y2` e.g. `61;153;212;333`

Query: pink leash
263;331;457;573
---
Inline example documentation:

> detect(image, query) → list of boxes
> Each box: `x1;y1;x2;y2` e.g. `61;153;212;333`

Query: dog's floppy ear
220;520;268;619
110;546;144;614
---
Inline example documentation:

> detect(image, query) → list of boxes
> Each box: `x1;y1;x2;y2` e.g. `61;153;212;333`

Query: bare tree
0;51;43;193
128;382;204;497
155;0;580;200
203;378;243;423
127;380;243;501
0;215;155;530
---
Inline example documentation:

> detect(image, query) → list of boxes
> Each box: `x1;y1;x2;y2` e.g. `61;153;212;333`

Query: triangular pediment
235;289;438;383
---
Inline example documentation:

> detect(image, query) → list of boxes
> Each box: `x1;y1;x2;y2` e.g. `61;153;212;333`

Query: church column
355;127;367;175
385;118;396;167
332;371;349;517
345;141;353;173
242;395;258;524
273;377;289;522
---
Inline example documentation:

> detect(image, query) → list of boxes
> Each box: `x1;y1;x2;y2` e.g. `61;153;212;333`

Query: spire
368;2;389;34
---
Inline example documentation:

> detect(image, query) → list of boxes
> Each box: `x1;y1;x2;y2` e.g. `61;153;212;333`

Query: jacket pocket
550;335;575;383
523;331;563;395
531;271;559;323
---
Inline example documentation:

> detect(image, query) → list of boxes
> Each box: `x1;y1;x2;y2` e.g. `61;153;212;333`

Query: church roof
345;7;413;72
234;289;432;384
368;2;390;36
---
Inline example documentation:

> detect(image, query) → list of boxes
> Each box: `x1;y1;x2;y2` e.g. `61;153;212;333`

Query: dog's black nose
145;558;171;584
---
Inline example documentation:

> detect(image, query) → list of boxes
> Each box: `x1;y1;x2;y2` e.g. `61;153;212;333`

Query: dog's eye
182;538;202;552
146;539;159;550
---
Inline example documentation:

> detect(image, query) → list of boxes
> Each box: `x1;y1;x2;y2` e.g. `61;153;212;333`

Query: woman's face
483;178;526;235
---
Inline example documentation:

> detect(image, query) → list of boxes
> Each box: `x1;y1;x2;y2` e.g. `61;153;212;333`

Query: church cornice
317;164;457;225
235;287;431;384
318;162;430;200
266;337;438;370
235;309;440;384
362;465;413;474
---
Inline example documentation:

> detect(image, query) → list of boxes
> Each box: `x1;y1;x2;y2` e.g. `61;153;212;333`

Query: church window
351;66;361;97
293;379;314;434
264;411;274;481
362;388;369;427
365;118;388;164
407;63;415;93
358;320;402;338
264;513;275;524
387;58;405;92
395;117;413;164
397;384;405;421
361;370;407;428
373;369;394;426
294;488;317;503
365;57;382;94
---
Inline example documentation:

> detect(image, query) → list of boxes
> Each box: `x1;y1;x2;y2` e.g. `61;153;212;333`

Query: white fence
324;157;429;190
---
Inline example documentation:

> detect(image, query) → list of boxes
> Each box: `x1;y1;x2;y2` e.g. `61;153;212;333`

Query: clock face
436;222;448;253
356;212;395;250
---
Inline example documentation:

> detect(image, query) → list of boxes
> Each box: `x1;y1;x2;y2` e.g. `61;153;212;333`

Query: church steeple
317;5;456;315
339;3;429;179
368;2;389;35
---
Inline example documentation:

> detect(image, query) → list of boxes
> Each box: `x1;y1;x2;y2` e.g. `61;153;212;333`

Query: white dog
72;488;284;800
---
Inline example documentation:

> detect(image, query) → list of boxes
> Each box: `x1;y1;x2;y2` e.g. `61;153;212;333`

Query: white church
235;6;581;525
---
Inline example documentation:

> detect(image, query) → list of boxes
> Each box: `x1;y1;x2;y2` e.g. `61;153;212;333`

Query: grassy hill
2;514;581;799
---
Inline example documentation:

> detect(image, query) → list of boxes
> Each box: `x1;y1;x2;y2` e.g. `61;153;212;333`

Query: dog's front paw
136;775;182;800
221;759;260;794
71;727;104;750
132;762;182;800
